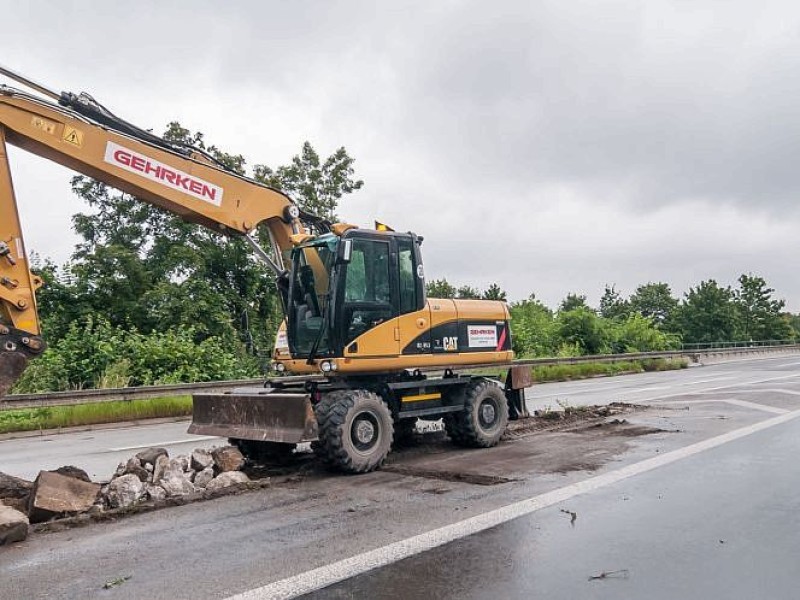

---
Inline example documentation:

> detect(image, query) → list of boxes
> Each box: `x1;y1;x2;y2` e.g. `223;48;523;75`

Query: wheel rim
351;411;380;453
478;398;499;430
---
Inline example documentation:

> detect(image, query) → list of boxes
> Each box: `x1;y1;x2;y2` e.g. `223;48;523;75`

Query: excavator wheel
228;438;297;464
446;379;508;448
313;389;394;474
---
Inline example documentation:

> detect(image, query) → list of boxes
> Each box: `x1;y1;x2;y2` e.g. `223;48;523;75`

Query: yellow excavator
0;65;528;472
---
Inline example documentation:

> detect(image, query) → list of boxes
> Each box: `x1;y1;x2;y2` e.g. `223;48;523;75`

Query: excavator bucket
188;389;318;443
0;350;28;398
0;325;44;399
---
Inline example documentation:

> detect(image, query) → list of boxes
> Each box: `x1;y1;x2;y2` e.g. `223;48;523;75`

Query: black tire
229;438;296;463
313;389;394;473
448;379;508;448
443;412;466;444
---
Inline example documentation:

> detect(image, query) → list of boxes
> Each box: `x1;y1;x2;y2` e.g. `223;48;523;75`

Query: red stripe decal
496;327;507;351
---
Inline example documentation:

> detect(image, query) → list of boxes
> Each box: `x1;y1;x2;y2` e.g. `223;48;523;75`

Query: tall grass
481;358;688;383
0;395;192;434
531;358;688;382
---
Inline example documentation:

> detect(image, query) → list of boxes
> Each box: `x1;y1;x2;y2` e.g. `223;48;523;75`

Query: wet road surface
310;413;800;600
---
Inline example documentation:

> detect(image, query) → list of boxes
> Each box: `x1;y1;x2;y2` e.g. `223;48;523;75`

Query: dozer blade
0;351;29;399
188;389;318;443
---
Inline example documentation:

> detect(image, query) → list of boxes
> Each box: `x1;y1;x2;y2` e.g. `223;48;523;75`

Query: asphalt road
2;354;799;599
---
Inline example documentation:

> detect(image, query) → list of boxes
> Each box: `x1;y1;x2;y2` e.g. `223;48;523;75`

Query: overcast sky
3;1;800;310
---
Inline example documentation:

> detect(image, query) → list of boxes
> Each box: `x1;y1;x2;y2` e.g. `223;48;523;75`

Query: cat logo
443;336;458;351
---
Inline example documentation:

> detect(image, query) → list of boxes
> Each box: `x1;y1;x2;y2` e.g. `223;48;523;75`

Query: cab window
397;238;417;314
342;239;393;343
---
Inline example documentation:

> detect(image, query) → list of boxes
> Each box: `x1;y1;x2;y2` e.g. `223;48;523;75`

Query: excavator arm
0;65;313;396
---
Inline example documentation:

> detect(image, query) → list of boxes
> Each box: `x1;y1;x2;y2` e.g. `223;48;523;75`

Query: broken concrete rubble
206;471;250;492
106;474;144;509
0;504;29;545
193;467;214;488
123;457;150;483
99;445;253;507
28;471;101;523
152;454;169;484
135;447;168;466
51;465;91;483
172;455;191;473
212;446;245;472
191;449;214;472
4;444;261;543
0;471;33;513
159;465;196;497
145;484;167;502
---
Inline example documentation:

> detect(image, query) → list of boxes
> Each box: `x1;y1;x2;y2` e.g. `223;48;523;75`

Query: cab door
396;235;431;355
338;234;400;356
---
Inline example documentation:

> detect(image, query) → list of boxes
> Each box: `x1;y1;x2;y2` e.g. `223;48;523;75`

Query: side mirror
338;239;352;264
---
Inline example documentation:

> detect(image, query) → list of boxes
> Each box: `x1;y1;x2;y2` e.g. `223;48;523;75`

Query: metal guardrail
3;343;799;411
416;343;800;374
679;339;797;351
1;378;266;411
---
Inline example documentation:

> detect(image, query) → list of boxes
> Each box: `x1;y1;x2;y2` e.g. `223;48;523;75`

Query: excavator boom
0;66;309;396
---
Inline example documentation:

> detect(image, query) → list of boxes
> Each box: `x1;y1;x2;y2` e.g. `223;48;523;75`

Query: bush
510;301;679;358
12;318;259;393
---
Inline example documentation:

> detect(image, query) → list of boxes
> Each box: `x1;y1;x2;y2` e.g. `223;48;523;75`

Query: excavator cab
284;229;425;365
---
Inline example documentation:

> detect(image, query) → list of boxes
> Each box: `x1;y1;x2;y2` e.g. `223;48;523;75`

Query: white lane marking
683;376;737;385
108;436;220;452
630;385;672;393
697;353;800;366
531;374;745;401
226;408;800;600
641;372;800;404
737;388;800;397
659;398;789;415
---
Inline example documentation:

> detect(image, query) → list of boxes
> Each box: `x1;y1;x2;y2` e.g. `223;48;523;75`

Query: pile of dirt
505;402;647;437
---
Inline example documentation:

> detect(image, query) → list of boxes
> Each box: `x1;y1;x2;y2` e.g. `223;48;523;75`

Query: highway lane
0;355;798;599
313;410;800;600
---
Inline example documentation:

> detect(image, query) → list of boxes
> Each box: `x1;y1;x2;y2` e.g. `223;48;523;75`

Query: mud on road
28;403;666;534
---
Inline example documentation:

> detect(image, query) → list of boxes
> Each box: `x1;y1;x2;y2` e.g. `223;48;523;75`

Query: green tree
608;314;678;353
734;274;792;341
678;279;738;344
456;285;482;299
426;278;457;299
37;125;362;385
599;284;630;321
509;294;556;357
629;282;678;328
559;293;590;313
556;308;609;355
253;141;364;221
787;313;800;340
482;283;507;301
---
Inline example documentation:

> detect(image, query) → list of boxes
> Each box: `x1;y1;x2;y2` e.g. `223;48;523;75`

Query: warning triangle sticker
62;127;83;147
